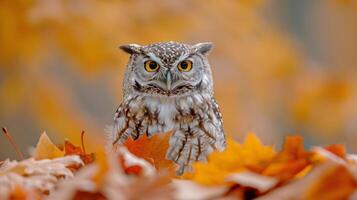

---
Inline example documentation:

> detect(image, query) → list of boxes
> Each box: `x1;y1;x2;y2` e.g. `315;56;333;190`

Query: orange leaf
124;133;176;173
64;140;83;155
33;132;64;160
186;133;276;185
118;154;143;176
305;165;357;200
64;140;94;165
9;186;27;200
324;144;346;159
257;161;357;200
72;191;106;200
262;135;313;181
9;186;41;200
125;165;143;175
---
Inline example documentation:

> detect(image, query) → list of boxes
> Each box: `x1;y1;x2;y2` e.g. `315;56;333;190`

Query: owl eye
177;60;192;72
144;60;160;72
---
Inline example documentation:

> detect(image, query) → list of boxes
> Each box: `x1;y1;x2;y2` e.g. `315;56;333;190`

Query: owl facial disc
120;41;213;97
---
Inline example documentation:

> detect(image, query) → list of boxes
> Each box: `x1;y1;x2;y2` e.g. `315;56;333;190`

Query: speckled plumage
110;41;226;175
142;42;190;65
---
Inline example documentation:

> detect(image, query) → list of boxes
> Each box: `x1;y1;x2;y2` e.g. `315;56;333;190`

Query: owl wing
111;103;129;145
211;97;226;149
166;97;226;175
111;96;143;145
111;96;161;146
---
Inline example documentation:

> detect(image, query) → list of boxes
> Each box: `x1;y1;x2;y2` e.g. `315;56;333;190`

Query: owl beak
165;71;172;91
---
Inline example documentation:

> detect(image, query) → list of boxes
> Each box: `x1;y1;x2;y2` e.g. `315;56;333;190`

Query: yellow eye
177;60;192;72
144;60;160;72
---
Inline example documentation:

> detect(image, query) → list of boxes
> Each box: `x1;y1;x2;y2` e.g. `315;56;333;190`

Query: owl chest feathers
113;92;216;143
144;97;178;132
129;93;208;132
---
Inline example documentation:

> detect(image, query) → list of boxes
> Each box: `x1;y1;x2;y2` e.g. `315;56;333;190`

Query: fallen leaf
118;153;143;175
33;132;64;160
172;179;228;200
9;185;27;200
305;165;357;200
324;144;346;159
51;147;172;200
124;133;176;174
128;175;175;200
226;171;278;192
117;147;156;177
0;156;83;196
262;136;313;181
256;161;357;200
186;133;276;185
64;140;94;165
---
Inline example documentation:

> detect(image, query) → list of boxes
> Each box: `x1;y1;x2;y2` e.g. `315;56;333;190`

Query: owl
110;41;226;175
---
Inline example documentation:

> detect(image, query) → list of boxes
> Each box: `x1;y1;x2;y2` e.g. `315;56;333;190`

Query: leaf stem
81;130;86;153
2;127;24;160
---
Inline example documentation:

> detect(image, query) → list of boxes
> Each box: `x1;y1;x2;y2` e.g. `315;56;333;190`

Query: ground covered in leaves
1;130;357;200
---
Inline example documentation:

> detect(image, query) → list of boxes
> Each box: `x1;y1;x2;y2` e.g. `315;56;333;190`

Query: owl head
120;41;214;97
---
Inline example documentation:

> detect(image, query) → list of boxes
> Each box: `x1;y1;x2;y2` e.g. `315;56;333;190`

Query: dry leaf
256;160;357;200
64;140;94;165
128;175;174;200
117;147;156;177
0;156;83;196
34;132;64;160
324;144;346;159
305;165;357;200
172;179;228;200
226;172;278;192
124;133;176;174
51;147;171;200
186;133;276;185
262;136;313;181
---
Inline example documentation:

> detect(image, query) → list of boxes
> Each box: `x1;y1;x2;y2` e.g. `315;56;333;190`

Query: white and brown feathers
110;41;226;175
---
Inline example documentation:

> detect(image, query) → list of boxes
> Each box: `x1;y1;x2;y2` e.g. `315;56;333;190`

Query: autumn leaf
226;171;278;193
64;140;94;165
0;156;83;197
34;132;64;160
186;132;276;185
118;153;143;175
305;164;357;200
124;133;176;174
256;159;357;200
261;135;313;181
50;147;165;200
324;144;346;159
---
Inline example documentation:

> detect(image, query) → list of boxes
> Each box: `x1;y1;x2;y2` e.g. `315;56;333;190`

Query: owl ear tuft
192;42;213;55
119;44;142;54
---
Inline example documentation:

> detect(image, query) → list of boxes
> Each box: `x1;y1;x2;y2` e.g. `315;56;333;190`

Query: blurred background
1;0;356;159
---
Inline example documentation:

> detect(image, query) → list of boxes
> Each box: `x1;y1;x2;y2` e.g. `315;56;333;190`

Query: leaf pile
185;133;357;199
1;132;357;200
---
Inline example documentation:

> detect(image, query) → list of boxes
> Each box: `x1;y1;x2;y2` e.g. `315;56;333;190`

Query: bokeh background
1;0;356;160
